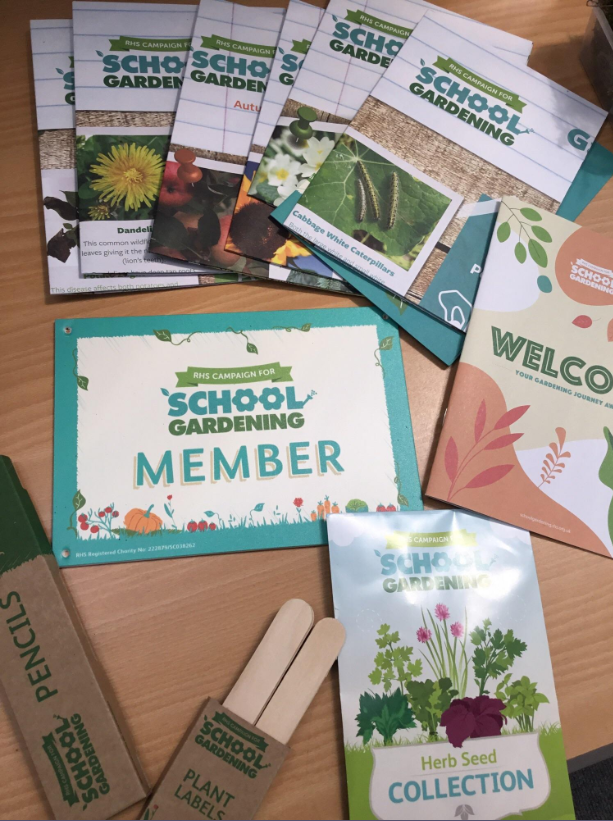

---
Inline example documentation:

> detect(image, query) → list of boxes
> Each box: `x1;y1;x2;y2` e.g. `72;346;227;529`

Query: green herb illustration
356;689;416;746
72;349;88;391
299;134;452;271
368;623;423;693
227;327;258;354
405;677;458;741
496;202;553;291
495;674;549;732
153;329;198;346
470;618;527;695
374;335;393;374
599;426;613;542
417;605;469;697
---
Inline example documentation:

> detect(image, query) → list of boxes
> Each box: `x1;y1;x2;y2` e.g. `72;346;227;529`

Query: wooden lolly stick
223;599;314;725
255;618;345;744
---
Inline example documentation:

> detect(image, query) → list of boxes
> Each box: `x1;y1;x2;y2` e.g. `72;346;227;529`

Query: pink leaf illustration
484;433;523;450
608;319;613;342
556;427;566;448
474;400;487;443
546;454;555;465
560;451;571;458
549;442;559;457
572;315;592;328
464;464;514;489
445;437;459;483
494;405;530;430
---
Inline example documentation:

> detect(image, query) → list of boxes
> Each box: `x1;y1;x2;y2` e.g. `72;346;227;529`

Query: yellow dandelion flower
88;203;111;220
89;143;164;211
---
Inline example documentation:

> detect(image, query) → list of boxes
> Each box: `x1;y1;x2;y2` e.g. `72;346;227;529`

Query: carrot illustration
331;502;340;514
324;496;331;516
310;510;317;522
317;501;325;519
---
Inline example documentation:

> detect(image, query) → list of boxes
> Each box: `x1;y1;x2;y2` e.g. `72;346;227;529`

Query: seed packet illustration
281;14;606;300
73;1;233;283
147;0;284;275
52;306;421;566
328;509;576;821
31;20;203;295
428;196;613;559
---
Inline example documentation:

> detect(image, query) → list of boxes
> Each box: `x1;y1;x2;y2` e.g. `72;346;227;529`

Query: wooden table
2;1;613;818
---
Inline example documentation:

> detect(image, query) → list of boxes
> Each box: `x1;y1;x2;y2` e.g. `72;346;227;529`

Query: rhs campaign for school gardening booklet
147;0;284;277
231;0;532;289
52;307;421;566
427;196;613;559
73;1;240;287
278;14;607;311
328;510;575;820
31;20;204;295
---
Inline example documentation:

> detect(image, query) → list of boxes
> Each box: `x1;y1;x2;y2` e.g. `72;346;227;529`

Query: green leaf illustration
598;427;613;543
537;275;552;293
397;493;409;508
253;503;265;512
497;221;511;243
73;490;86;511
76;375;89;390
154;329;172;342
520;207;542;221
379;336;393;351
301;323;311;331
528;239;548;268
62;190;78;208
300;134;451;269
346;498;368;512
247;342;258;354
514;242;527;263
531;225;552;243
161;388;170;396
204;510;215;517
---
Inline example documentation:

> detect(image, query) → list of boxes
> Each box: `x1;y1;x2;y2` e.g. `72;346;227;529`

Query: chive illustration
357;160;380;220
356;178;366;223
386;171;399;230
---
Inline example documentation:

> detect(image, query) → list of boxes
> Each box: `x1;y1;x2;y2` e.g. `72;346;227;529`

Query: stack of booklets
31;1;610;364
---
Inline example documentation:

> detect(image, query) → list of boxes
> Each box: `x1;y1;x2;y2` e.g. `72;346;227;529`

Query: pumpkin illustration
124;504;163;534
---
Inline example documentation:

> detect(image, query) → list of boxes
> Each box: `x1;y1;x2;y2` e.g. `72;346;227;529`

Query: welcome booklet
73;1;237;285
279;14;606;306
428;196;613;559
53;307;420;566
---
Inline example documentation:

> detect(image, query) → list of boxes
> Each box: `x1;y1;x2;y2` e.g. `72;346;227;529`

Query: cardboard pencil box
0;455;148;820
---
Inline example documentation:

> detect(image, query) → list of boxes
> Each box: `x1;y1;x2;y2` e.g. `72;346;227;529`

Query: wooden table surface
2;1;613;819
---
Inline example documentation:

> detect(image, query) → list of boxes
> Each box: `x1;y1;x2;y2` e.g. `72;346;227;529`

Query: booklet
328;509;575;820
147;0;284;276
31;20;206;295
280;14;607;302
229;0;531;291
53;307;420;566
73;1;230;282
427;196;613;558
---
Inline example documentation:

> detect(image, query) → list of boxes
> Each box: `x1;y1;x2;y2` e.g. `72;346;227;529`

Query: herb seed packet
53;307;420;566
31;20;201;295
232;0;531;291
147;0;284;276
328;509;575;821
427;196;613;559
280;14;606;301
73;1;226;282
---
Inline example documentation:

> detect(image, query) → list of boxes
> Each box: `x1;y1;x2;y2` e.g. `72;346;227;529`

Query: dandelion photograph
76;133;168;221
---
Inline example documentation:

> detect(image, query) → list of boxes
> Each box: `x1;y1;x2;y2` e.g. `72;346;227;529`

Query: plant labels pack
280;14;606;306
31;21;198;296
52;307;420;566
427;197;613;559
73;1;235;286
232;0;531;291
147;0;284;277
141;601;345;820
328;510;575;821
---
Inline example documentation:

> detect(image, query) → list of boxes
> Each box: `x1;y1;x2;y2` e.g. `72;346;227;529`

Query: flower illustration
90;143;164;211
300;136;336;177
450;622;464;638
259;387;284;410
294;497;304;508
435;603;450;621
266;153;301;189
417;627;432;643
88;203;111;220
232;388;258;412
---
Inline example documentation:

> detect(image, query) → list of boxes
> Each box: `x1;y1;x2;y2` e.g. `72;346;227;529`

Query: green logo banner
433;56;526;112
175;363;292;387
109;36;191;52
213;712;269;751
345;10;412;40
386;529;478;549
200;34;276;58
42;734;79;806
291;38;311;55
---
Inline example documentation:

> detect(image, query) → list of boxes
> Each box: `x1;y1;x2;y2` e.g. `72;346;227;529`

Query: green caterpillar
357;160;380;220
356;178;366;223
386;171;399;230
